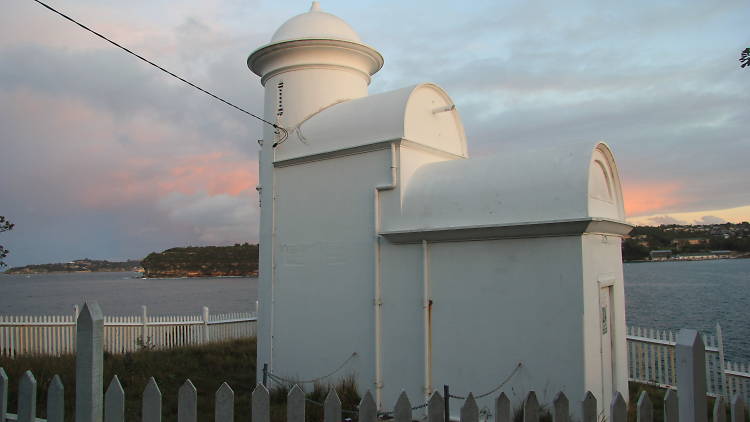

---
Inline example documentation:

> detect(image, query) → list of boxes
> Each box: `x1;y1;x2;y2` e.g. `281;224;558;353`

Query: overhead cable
30;0;288;144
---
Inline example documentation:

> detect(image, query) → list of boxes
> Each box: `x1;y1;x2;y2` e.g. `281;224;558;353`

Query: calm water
1;259;748;360
0;271;257;316
624;259;750;362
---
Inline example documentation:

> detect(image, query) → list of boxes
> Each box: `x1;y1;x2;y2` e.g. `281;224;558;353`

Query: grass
0;338;360;422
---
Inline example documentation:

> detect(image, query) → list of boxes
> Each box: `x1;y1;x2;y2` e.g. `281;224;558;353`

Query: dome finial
310;1;321;12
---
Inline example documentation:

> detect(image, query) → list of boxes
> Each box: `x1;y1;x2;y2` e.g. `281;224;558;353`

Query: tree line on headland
141;243;258;278
3;244;259;277
622;222;750;261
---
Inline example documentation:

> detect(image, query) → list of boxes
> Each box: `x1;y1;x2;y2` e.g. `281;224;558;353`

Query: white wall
267;149;392;390
425;237;586;417
581;233;629;412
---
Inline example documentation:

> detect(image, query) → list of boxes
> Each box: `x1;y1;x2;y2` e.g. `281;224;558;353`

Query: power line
30;0;288;144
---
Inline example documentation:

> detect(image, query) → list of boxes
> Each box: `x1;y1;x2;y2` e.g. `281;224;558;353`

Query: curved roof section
271;2;361;44
274;84;467;163
388;142;626;233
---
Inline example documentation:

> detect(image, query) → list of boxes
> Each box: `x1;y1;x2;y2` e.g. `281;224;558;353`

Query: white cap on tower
248;2;383;82
269;1;362;44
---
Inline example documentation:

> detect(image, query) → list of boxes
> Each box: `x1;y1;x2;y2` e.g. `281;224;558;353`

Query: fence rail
0;305;257;358
1;303;748;422
627;324;750;406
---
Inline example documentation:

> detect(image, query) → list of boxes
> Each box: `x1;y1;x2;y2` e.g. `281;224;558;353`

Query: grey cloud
694;215;727;225
648;216;688;226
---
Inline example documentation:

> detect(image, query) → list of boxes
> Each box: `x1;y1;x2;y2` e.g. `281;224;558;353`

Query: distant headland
4;259;143;274
141;244;258;278
4;244;259;278
623;222;750;262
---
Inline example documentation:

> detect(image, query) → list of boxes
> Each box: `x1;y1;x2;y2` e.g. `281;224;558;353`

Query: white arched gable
588;143;625;221
272;84;467;163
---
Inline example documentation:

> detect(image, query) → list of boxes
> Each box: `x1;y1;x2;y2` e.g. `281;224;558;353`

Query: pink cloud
622;180;688;217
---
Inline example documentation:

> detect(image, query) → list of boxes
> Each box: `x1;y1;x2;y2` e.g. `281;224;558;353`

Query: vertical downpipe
374;143;398;409
423;239;432;401
269;118;281;371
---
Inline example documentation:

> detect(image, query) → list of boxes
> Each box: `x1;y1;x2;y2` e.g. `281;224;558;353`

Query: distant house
712;250;732;258
671;238;708;247
650;250;672;260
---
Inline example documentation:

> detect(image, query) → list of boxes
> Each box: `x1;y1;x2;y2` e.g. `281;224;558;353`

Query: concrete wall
581;233;629;411
426;237;585;416
267;149;392;389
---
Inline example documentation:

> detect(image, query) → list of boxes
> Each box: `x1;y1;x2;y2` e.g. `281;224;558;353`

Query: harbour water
624;258;750;362
0;271;257;316
1;258;748;360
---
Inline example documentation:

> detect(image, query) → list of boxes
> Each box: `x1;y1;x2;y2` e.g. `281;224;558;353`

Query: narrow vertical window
276;81;284;117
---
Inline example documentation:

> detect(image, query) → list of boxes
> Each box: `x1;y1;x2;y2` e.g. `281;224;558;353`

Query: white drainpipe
373;142;398;409
422;239;432;401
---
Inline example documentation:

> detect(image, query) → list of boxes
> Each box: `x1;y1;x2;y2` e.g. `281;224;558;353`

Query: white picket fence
1;302;748;422
0;305;257;357
627;325;750;405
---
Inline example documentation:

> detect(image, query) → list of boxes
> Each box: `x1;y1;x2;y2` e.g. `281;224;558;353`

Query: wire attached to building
267;352;358;384
30;0;289;146
447;362;523;400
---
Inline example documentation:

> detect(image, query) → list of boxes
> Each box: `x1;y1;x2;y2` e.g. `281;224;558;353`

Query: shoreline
625;255;750;264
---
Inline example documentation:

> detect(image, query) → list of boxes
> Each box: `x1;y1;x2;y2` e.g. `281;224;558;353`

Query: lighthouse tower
248;1;383;380
247;3;630;418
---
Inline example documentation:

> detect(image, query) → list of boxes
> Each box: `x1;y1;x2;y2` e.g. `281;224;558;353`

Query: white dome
270;2;361;44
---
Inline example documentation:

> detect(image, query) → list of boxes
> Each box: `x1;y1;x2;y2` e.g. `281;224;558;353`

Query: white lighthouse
248;3;631;419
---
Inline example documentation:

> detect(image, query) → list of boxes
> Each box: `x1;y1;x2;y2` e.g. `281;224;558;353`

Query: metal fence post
676;329;707;422
76;302;104;422
202;306;210;343
443;385;449;422
262;364;268;387
141;306;148;347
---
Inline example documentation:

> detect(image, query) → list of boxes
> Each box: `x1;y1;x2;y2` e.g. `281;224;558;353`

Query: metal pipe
423;240;432;401
373;142;398;409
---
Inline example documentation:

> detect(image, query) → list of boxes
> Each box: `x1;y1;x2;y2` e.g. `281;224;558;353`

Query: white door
599;286;615;404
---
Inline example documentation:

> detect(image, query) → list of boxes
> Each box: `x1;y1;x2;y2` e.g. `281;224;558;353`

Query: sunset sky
1;0;748;267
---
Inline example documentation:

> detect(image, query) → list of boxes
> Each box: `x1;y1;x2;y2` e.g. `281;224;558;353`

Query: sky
1;0;748;267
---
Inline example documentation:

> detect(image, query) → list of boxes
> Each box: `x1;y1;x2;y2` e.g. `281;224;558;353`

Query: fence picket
0;367;7;422
552;391;569;422
663;389;678;422
713;397;727;422
730;394;745;422
491;392;509;422
636;391;652;422
288;385;305;422
581;391;597;422
427;391;444;422
393;391;412;422
359;391;377;422
18;370;36;422
76;302;104;422
324;389;341;422
178;379;198;422
143;377;162;422
676;329;708;422
523;391;539;422
105;375;125;422
47;375;64;422
610;392;626;422
460;393;478;422
252;384;270;422
215;382;234;422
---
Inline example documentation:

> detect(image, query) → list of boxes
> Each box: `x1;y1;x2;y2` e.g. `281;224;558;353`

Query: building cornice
379;218;634;244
